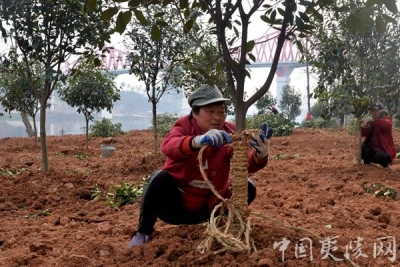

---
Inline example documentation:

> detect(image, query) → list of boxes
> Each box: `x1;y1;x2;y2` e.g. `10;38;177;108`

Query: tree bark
152;100;158;156
21;113;35;137
85;115;89;150
40;102;49;171
357;122;362;164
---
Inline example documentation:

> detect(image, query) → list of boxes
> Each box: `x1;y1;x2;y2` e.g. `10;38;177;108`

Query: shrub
394;118;400;128
246;113;294;136
345;117;359;136
90;118;124;137
300;118;339;129
91;177;149;209
151;113;179;137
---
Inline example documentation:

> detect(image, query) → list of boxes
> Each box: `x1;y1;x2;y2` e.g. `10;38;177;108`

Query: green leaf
216;64;224;72
318;0;335;6
382;13;397;24
260;15;271;23
295;39;304;54
116;11;132;34
295;16;305;31
383;0;398;14
248;53;256;62
87;0;97;13
244;69;251;78
154;12;166;17
133;9;148;25
27;213;37;219
335;5;350;12
42;209;51;216
101;7;119;21
151;25;161;41
271;10;277;22
277;8;285;17
352;8;375;31
312;10;323;22
345;12;373;35
180;0;189;9
245;40;255;53
233;27;239;37
298;12;310;22
156;20;168;27
184;19;195;34
365;0;381;7
375;15;386;34
163;0;174;6
128;0;142;7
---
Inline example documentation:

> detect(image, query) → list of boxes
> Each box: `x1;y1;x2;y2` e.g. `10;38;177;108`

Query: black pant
361;144;392;168
137;170;257;235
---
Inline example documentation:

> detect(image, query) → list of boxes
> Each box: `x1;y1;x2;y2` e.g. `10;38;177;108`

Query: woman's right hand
192;129;232;148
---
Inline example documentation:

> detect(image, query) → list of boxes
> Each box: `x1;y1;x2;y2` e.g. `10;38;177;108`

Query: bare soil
1;128;400;267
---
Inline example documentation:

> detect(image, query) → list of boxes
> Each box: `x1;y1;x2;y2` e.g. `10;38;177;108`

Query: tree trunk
40;103;49;171
339;114;345;128
152;100;158;155
357;120;362;164
21;113;35;137
85;115;89;150
32;115;38;147
306;61;311;113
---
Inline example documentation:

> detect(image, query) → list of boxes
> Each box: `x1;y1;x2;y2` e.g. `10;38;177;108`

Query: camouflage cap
369;102;384;110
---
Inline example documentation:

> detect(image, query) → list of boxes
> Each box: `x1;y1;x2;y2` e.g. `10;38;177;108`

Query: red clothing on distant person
361;117;396;161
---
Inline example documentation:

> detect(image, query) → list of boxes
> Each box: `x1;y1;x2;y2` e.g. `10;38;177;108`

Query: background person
270;106;279;114
265;106;279;115
128;84;273;248
360;102;395;168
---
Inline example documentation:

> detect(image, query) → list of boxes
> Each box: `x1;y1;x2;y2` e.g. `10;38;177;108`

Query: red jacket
161;115;268;211
361;117;396;161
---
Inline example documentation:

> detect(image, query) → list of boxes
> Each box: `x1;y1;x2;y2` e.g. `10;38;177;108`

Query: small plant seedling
74;153;89;159
25;209;52;219
66;168;91;176
41;209;51;216
361;182;398;200
56;151;66;157
270;152;300;160
0;168;27;178
0;168;14;177
26;213;38;219
106;182;144;209
91;185;102;200
91;177;150;209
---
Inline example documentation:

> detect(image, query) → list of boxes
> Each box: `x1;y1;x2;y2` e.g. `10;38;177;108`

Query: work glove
249;123;273;159
360;116;373;128
192;129;232;149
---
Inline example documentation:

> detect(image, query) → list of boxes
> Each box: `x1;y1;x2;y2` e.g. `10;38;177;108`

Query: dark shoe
127;232;149;248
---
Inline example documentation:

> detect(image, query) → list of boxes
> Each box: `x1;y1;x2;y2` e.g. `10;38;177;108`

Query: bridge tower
276;65;293;105
274;62;304;105
245;31;308;106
